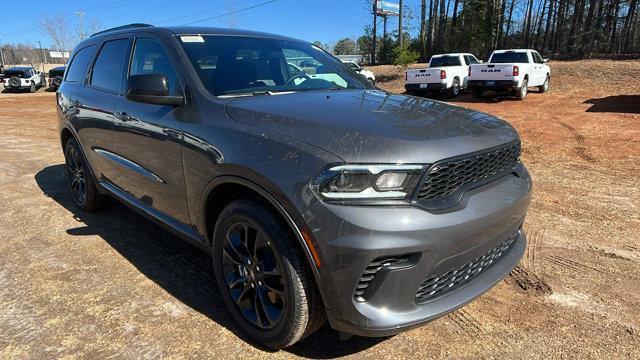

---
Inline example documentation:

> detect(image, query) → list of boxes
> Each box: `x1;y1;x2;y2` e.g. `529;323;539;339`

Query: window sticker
180;35;204;43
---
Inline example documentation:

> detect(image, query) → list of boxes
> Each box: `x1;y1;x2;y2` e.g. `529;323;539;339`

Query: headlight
312;164;425;202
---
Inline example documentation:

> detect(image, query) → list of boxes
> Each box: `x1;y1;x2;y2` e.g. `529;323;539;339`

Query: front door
111;35;190;224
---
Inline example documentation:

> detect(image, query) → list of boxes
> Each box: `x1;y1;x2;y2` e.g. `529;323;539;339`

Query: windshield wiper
219;90;296;98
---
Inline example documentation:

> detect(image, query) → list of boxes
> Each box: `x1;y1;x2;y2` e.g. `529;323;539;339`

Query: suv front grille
418;142;520;200
415;232;518;304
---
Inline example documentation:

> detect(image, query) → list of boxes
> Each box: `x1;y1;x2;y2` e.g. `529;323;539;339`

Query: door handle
116;112;131;122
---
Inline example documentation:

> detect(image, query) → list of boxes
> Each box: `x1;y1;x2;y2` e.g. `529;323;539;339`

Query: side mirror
125;74;183;106
543;58;549;63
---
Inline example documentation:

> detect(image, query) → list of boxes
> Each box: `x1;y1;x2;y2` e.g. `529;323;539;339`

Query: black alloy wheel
222;221;286;329
66;145;87;206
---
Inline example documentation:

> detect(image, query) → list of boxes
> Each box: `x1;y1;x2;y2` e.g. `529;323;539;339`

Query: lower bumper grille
416;232;518;304
354;256;410;302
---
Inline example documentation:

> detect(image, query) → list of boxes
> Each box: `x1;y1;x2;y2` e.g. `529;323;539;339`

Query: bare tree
38;13;72;61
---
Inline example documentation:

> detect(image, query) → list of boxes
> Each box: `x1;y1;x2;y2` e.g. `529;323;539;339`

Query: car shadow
583;95;640;114
34;164;384;357
450;92;525;103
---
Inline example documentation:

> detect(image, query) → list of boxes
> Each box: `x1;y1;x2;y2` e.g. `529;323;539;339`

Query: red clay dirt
0;60;638;358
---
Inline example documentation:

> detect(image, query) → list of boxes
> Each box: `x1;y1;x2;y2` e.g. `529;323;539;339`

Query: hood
225;90;519;164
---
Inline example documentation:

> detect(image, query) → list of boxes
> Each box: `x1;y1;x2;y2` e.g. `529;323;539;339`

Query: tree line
332;0;639;64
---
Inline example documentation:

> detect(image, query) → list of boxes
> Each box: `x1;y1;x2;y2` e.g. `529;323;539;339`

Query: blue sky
0;0;422;49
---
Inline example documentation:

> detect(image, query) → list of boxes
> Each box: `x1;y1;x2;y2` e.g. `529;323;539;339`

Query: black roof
5;66;33;71
50;66;66;71
87;23;302;43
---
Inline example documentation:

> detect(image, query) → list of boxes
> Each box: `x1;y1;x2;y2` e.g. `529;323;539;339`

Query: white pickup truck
467;49;550;100
342;61;376;84
405;53;480;97
2;66;46;93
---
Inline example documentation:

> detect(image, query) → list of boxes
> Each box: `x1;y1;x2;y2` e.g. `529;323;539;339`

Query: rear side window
65;45;95;82
90;39;130;92
490;52;529;63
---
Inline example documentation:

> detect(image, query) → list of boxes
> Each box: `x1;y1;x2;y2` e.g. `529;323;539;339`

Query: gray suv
57;24;532;348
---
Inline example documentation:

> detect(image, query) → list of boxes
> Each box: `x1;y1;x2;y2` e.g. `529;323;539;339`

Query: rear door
72;37;132;182
111;34;190;224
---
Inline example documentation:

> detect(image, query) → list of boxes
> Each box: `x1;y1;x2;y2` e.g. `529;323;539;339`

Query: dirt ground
0;60;639;359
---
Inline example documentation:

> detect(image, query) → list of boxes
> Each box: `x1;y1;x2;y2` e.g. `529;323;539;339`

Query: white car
467;49;550;100
2;66;46;93
404;53;480;97
343;61;375;84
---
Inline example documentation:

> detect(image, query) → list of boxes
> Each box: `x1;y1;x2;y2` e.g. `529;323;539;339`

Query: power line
182;0;278;26
154;0;256;25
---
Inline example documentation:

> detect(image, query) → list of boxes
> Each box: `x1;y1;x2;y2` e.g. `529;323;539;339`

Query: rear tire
515;78;528;100
472;89;484;99
64;138;109;211
539;75;549;93
212;199;325;348
448;78;461;98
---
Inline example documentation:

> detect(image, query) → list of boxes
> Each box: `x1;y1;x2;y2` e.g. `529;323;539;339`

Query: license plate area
419;83;429;89
486;80;495;86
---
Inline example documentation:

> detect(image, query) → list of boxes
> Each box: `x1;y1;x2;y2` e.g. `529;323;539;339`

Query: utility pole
38;41;45;73
76;11;85;41
372;1;377;65
383;15;388;38
0;36;4;67
398;0;404;45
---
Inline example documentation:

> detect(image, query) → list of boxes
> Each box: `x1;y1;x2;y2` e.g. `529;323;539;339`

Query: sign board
376;1;400;16
49;51;70;59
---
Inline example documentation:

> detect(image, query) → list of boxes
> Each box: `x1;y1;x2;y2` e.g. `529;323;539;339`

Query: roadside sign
376;1;400;16
49;51;70;59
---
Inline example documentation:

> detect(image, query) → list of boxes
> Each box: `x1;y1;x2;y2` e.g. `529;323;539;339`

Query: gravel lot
0;60;639;358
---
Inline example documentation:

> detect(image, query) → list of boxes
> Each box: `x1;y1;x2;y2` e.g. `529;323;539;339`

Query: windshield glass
490;52;529;63
429;55;461;67
179;35;371;96
4;69;28;78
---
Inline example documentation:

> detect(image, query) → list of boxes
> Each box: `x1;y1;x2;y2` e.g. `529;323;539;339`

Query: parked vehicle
342;61;375;84
48;66;66;90
467;49;550;100
2;66;46;92
58;24;531;348
405;53;480;97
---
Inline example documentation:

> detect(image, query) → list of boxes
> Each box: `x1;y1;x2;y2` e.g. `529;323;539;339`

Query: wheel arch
199;175;327;303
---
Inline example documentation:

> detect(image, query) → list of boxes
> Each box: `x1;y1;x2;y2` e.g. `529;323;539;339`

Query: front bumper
467;80;518;91
303;164;532;336
405;82;447;92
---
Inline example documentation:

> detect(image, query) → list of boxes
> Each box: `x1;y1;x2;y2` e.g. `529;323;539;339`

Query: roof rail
90;23;154;37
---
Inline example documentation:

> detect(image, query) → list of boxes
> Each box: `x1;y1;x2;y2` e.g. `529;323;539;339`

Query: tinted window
179;35;369;96
90;39;129;92
129;38;179;94
430;55;461;67
4;69;28;77
65;45;95;82
532;52;544;64
467;55;479;64
490;52;529;63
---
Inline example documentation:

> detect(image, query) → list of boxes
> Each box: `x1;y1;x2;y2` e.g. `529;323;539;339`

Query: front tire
212;200;325;348
29;83;36;93
539;75;549;93
64;138;108;211
515;78;528;100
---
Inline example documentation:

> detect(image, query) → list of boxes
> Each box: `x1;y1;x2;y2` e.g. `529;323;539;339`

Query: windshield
4;69;28;78
490;52;529;63
179;35;371;96
429;55;461;67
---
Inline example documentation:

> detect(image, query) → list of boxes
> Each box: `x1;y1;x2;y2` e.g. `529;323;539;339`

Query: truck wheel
472;89;484;99
539;75;549;93
29;83;36;93
212;199;325;348
448;78;461;98
515;78;528;100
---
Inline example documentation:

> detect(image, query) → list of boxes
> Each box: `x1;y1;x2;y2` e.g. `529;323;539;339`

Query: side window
65;45;95;82
129;38;179;94
532;52;544;64
468;56;479;64
90;39;130;92
463;56;469;65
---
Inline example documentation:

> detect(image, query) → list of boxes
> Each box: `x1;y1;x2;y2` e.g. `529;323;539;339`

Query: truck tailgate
468;64;516;81
406;68;442;85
